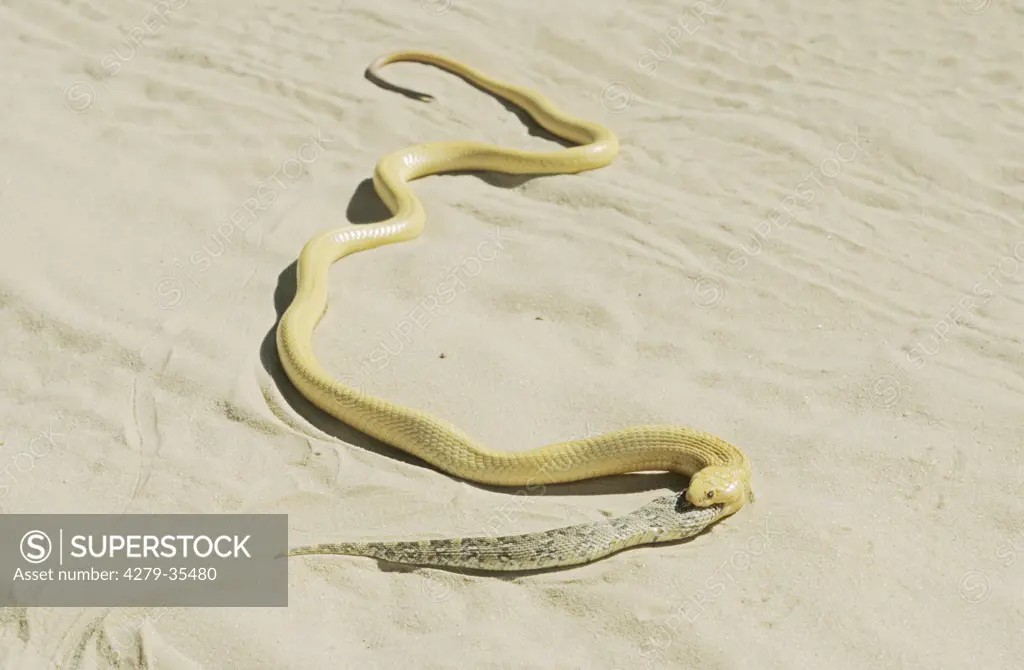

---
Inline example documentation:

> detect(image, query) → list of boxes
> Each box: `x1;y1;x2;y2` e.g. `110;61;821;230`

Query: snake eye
706;490;715;499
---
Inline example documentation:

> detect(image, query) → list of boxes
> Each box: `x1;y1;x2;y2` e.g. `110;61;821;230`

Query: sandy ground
1;0;1022;667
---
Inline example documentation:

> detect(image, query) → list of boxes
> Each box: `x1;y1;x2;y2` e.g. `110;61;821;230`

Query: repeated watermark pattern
600;0;728;114
334;225;511;388
0;414;75;507
421;571;457;603
690;128;870;308
959;0;992;15
152;129;334;310
63;0;191;113
867;238;1024;410
421;0;454;15
958;569;992;604
638;515;779;667
958;521;1024;604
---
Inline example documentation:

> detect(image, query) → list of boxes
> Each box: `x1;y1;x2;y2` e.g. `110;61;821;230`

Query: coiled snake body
279;51;753;571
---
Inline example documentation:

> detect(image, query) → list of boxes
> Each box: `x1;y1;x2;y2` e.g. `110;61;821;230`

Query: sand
1;0;1022;667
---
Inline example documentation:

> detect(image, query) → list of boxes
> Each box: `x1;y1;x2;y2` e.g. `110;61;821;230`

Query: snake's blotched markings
278;51;754;571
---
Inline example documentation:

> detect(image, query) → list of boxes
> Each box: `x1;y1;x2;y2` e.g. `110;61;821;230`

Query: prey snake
278;51;753;571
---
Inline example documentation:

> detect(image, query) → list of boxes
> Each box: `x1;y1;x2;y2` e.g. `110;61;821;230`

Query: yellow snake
278;51;753;570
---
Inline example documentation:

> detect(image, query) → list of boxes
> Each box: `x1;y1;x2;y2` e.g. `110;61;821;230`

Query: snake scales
278;51;753;571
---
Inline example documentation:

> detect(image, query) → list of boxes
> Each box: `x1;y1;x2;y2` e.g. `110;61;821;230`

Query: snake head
685;466;749;516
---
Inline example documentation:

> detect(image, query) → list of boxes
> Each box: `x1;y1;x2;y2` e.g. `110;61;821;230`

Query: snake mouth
675;494;723;514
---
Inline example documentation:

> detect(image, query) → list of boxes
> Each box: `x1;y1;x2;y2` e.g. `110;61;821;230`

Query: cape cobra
278;50;754;571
